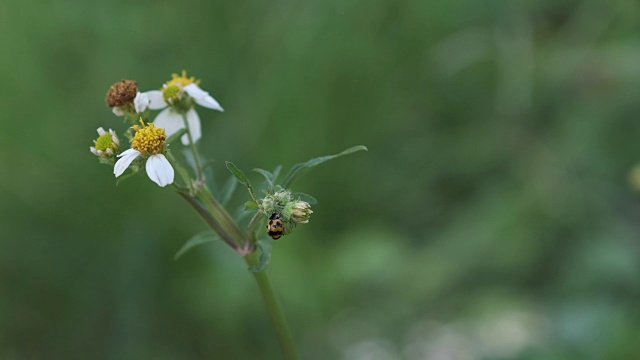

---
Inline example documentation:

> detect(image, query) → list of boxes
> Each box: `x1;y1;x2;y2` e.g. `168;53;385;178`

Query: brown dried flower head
105;80;138;107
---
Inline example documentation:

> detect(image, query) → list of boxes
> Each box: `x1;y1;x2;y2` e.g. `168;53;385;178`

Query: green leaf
174;231;219;260
244;200;259;211
271;165;283;184
219;176;238;206
226;161;251;186
294;192;317;205
226;161;257;201
166;128;188;144
282;145;368;188
253;168;274;188
249;238;273;272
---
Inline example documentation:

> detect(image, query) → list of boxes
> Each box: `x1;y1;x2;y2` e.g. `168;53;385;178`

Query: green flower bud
285;201;313;224
260;190;294;215
259;190;314;237
90;127;120;158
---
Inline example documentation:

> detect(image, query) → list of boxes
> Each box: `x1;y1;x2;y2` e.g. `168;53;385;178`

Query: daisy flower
143;70;223;145
90;127;120;158
114;121;174;187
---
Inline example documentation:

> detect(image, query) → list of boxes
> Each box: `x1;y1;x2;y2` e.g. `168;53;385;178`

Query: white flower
114;149;174;187
113;121;174;187
90;127;120;158
143;71;223;145
152;107;202;146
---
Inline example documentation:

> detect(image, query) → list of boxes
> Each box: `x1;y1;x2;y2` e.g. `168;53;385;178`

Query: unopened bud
285;201;313;224
90;127;120;158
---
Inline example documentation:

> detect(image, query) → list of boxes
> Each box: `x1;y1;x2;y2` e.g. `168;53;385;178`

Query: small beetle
266;212;284;240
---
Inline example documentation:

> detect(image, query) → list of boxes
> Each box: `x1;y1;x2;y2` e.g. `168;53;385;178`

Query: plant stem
176;191;240;252
177;191;300;358
199;186;253;252
166;151;192;188
174;150;298;358
181;113;204;181
245;252;300;360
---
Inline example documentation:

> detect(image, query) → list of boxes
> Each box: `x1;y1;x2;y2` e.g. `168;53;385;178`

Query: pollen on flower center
131;121;167;156
165;70;200;88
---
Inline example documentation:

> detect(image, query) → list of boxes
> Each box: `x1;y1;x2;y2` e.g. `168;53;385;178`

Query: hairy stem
198;186;253;252
245;252;300;360
176;191;240;252
177;191;299;358
175;168;297;358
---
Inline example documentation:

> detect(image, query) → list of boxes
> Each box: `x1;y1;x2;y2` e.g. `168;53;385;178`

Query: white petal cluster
143;83;223;145
114;149;174;187
153;108;201;146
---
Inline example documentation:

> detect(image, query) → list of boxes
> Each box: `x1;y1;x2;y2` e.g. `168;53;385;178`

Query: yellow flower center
94;133;118;152
131;120;167;156
165;70;200;88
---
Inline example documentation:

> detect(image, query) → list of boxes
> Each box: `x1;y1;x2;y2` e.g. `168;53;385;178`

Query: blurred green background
2;0;640;359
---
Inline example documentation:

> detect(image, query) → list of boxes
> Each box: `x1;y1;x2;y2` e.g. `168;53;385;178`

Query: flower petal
183;83;207;99
146;154;174;187
114;149;141;177
153;108;184;139
112;107;125;116
145;90;167;110
134;92;150;113
184;84;224;111
181;109;201;145
196;95;224;112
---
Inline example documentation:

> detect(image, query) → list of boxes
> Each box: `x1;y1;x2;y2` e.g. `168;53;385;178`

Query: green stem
176;191;240;252
247;212;266;240
198;186;252;251
176;190;300;358
245;252;300;360
171;138;298;357
181;112;204;182
166;151;191;188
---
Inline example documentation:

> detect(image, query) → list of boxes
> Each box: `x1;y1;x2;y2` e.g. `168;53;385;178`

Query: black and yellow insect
266;213;284;240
